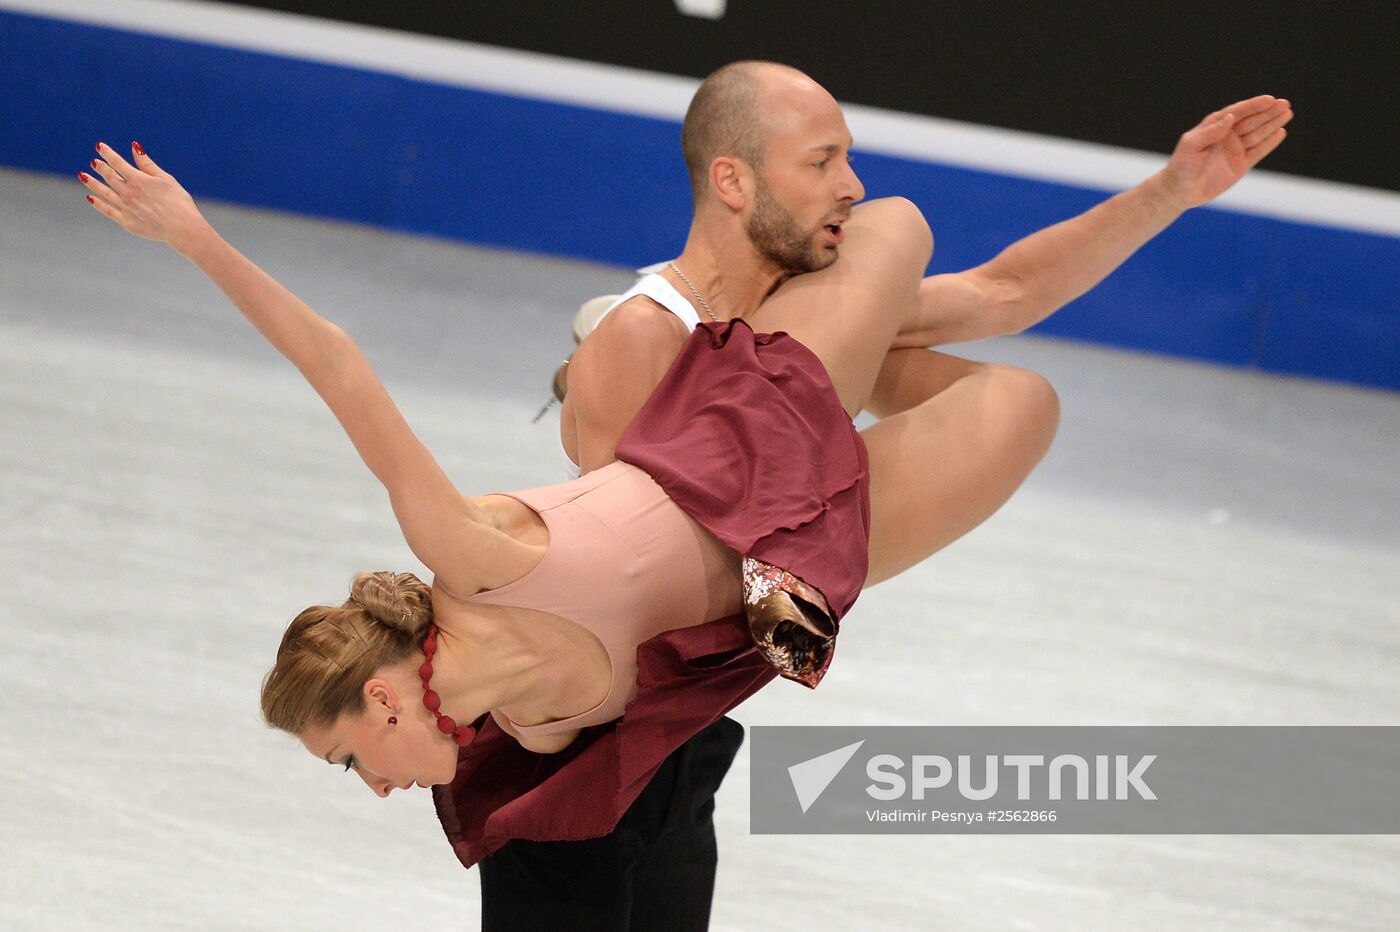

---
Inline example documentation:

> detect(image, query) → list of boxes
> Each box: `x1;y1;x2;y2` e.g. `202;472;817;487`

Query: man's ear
709;156;751;211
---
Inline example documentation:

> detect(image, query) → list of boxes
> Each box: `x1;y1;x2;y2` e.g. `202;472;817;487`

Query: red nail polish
86;195;94;204
96;141;106;152
132;141;145;156
91;158;99;170
78;171;89;183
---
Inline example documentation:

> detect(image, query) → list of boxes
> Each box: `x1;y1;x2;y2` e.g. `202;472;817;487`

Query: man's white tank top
562;274;702;479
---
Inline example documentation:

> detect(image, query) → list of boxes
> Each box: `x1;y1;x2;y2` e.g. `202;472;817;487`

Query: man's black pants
477;716;745;931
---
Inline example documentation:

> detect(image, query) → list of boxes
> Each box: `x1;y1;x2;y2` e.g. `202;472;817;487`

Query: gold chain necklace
668;261;723;323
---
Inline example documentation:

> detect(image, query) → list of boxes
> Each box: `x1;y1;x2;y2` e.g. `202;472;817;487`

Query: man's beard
746;178;837;275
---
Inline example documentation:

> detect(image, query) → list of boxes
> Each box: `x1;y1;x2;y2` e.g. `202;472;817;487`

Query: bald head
681;61;817;203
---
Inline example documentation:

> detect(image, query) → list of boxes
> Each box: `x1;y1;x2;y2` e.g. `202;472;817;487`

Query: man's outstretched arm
896;95;1292;348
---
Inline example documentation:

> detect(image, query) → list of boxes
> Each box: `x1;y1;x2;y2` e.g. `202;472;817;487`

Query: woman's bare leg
866;347;983;418
861;348;1060;584
746;197;931;416
750;198;1060;587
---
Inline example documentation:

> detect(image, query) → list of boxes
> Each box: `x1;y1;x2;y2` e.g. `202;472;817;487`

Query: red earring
388;716;398;726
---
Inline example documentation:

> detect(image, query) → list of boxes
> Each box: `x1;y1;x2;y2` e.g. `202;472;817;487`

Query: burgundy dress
433;320;870;867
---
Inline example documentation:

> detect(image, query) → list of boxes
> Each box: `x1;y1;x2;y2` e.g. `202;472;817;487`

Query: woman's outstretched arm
81;142;530;594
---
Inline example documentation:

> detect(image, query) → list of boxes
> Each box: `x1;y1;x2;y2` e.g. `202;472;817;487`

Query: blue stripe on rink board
5;10;1397;391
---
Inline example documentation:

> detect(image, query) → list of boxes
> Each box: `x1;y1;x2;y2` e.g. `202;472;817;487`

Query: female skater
78;142;945;855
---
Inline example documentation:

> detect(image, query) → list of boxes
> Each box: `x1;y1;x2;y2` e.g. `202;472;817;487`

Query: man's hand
1158;96;1293;209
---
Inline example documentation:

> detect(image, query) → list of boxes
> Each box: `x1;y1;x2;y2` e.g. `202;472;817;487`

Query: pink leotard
467;460;741;737
433;320;869;866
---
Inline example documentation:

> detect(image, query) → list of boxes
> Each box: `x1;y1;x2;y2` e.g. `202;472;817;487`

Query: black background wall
229;0;1398;192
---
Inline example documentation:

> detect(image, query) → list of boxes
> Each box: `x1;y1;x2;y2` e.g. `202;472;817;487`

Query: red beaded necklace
419;624;476;747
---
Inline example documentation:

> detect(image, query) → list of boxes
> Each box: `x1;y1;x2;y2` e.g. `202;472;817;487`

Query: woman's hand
80;142;211;254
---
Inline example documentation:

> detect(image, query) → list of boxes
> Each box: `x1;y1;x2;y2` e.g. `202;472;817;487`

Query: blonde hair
260;571;433;734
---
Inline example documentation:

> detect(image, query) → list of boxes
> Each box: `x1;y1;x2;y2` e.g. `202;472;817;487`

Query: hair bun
347;571;432;638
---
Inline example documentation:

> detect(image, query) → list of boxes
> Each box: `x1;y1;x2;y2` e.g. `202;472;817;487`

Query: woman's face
298;672;459;796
